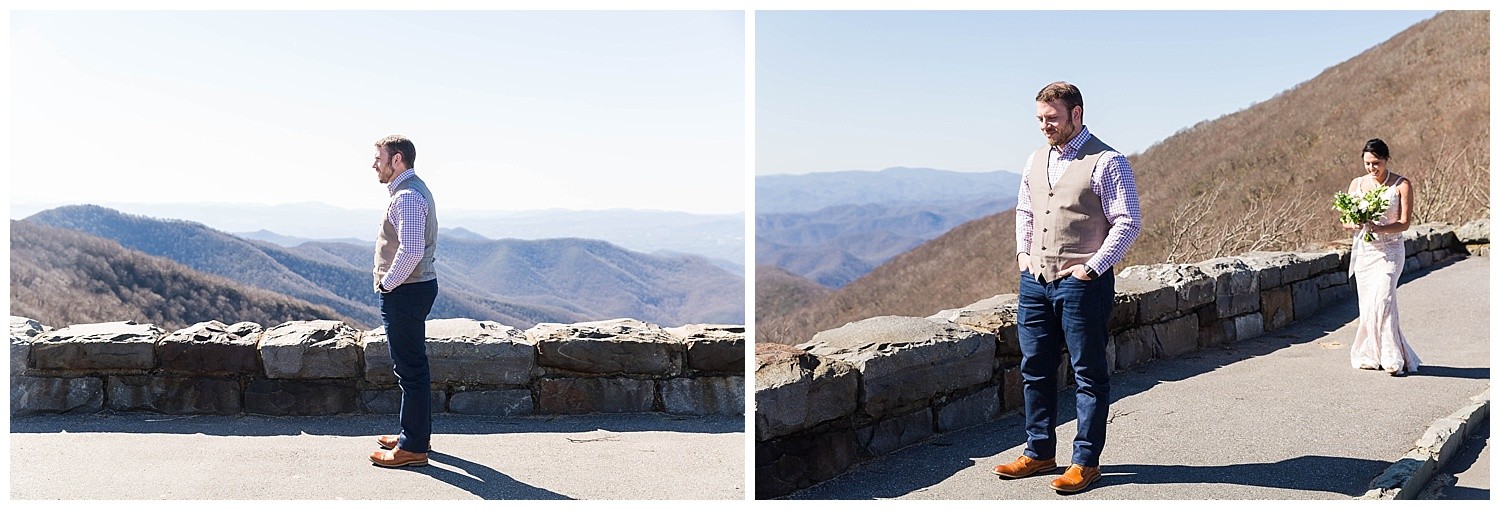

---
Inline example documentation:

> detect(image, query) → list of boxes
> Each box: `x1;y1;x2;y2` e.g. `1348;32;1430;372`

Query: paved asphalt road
788;255;1489;500
11;412;744;500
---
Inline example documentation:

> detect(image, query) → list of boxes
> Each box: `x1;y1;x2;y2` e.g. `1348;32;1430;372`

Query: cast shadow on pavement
10;412;743;436
392;451;573;500
1085;455;1391;497
1405;366;1489;380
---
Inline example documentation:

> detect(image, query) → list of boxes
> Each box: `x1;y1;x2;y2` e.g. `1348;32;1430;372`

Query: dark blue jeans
380;278;438;453
1017;268;1114;467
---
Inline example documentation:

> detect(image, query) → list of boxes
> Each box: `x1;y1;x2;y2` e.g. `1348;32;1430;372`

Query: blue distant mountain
755;167;1019;287
755;167;1019;214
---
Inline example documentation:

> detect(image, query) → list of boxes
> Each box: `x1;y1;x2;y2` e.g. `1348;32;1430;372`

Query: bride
1341;138;1420;375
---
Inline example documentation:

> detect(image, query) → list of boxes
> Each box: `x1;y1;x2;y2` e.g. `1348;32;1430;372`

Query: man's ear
1071;105;1083;125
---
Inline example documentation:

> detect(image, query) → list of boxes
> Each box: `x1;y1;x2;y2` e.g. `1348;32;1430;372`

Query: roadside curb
1359;386;1490;499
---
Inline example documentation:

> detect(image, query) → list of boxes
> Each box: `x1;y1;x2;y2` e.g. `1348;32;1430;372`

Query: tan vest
374;174;438;288
1026;135;1114;282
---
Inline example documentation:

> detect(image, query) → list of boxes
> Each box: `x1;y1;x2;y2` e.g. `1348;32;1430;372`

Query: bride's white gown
1348;177;1421;374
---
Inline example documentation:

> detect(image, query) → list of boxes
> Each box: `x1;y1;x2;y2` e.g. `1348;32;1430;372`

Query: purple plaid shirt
1014;126;1141;274
381;168;428;291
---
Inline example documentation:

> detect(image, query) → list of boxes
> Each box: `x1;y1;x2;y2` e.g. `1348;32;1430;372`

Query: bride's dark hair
1363;138;1391;161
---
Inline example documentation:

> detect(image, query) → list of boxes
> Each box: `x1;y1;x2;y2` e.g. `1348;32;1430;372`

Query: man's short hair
1035;82;1084;114
375;135;417;168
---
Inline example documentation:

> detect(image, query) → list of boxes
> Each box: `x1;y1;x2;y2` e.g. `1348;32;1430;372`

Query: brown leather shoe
370;448;429;468
1050;464;1102;492
376;435;399;450
992;455;1057;478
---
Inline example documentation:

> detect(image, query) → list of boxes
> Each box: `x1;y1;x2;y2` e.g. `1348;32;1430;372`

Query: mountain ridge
23;205;744;329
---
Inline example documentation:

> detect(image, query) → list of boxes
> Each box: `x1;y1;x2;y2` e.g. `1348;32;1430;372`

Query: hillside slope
11;220;346;330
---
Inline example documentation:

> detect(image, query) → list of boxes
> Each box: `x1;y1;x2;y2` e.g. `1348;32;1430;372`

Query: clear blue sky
756;10;1441;175
10;10;746;214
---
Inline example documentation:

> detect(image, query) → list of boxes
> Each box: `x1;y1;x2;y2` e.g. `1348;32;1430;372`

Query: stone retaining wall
754;219;1488;498
11;317;744;417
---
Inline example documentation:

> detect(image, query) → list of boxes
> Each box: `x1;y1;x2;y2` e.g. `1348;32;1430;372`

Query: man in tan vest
367;135;440;468
992;82;1141;493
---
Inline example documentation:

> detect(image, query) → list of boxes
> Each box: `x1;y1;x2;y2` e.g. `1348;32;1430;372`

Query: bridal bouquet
1332;186;1391;243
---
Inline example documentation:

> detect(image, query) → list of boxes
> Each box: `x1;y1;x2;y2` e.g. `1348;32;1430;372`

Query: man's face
1036;99;1081;148
373;146;399;184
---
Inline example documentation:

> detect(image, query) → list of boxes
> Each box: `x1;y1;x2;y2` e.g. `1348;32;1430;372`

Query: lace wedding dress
1348;177;1421;374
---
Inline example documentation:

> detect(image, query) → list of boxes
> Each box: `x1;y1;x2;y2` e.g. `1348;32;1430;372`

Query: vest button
1048;192;1054;197
1044;210;1050;215
1042;228;1048;232
1041;246;1047;251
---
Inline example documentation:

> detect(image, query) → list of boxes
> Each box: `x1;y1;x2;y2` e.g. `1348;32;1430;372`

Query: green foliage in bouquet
1332;185;1391;243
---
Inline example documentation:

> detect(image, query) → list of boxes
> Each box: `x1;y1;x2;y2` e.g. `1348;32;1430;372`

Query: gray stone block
158;321;261;375
1241;252;1298;289
1260;287;1294;332
1118;263;1215;310
449;389;533;416
1115;277;1177;323
1001;367;1023;411
11;376;103;415
29;321;162;371
244;378;358;415
1110;290;1140;333
754;344;858;440
662;376;744;415
11;316;46;376
535;377;654;414
1195;257;1260;317
1234;313;1265;341
667;324;746;374
756;428;858;499
1152;315;1199;358
529;319;682;376
855;408;934;458
1314;271;1348;289
1291;279;1320;321
936;385;999;432
1104;335;1118;375
1455;219;1488;244
1199;320;1235;349
1302;250;1343;275
800;316;994;422
359;389;447;415
105;375;241;414
364;318;535;385
258;320;361;379
928;294;1022;357
1320;285;1354;309
1114;326;1156;370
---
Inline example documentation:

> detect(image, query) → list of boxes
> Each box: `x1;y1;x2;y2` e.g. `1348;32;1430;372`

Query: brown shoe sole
1051;471;1101;493
992;463;1058;479
371;457;429;468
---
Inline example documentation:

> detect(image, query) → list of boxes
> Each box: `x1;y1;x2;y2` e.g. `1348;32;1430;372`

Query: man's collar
1051;126;1092;159
386;168;417;195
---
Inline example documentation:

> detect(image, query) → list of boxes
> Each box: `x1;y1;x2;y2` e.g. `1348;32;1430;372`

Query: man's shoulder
391;187;429;205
